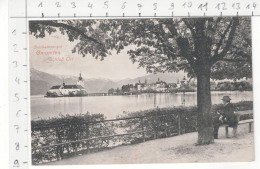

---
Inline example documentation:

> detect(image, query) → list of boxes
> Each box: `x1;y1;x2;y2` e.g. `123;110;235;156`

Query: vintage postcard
29;17;254;165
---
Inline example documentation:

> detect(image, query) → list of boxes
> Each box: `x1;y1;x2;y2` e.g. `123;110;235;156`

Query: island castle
45;73;87;97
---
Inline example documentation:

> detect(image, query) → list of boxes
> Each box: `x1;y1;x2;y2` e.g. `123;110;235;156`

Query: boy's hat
221;96;231;101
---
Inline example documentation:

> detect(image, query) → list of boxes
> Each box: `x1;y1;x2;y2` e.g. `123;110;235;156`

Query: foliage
121;84;134;92
215;81;252;91
121;106;197;140
31;101;253;164
121;101;253;141
32;112;105;128
31;113;115;164
29;18;251;79
30;18;252;144
212;101;253;112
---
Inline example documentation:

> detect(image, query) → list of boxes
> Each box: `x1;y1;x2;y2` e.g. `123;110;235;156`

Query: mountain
30;68;76;95
30;68;186;95
118;72;186;86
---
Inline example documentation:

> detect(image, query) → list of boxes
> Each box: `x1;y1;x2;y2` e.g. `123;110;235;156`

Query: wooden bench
221;110;253;138
222;119;254;138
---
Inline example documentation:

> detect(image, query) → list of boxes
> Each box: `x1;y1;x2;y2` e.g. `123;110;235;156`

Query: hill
30;68;186;95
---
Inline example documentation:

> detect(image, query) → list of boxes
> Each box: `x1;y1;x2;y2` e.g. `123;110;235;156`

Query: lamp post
182;91;186;106
154;92;156;108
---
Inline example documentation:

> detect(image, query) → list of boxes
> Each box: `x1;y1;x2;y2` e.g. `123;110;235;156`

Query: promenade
47;124;254;165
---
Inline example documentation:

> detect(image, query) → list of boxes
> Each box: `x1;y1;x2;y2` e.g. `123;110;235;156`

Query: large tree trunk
178;19;215;145
196;70;214;145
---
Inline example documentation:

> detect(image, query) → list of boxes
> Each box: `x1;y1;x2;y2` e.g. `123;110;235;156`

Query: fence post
55;126;63;159
225;126;229;138
249;122;252;133
155;110;158;139
86;123;90;153
140;117;145;142
66;143;70;155
74;125;78;154
178;112;181;135
165;122;169;137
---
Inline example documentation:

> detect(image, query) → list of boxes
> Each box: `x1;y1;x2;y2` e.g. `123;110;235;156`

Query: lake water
31;91;253;120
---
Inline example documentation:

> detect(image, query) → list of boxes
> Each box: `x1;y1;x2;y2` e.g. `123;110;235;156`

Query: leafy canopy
30;17;251;80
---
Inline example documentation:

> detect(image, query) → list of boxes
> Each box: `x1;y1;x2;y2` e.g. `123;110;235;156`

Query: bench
222;119;254;138
221;110;253;138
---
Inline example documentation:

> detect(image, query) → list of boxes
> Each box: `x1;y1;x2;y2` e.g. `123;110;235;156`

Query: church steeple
77;72;85;87
78;73;83;80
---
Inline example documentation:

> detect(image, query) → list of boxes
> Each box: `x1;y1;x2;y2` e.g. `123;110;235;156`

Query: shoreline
31;90;253;98
31;103;254;165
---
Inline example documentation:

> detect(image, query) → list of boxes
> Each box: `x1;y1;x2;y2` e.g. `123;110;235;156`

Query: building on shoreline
108;76;194;95
46;73;87;97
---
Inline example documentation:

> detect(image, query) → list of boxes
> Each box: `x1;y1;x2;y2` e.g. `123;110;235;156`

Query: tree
29;17;252;145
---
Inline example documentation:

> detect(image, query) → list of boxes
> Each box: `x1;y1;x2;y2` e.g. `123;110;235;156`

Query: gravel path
46;123;254;165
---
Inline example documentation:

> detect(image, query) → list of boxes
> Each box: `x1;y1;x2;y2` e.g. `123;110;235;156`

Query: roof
63;85;84;89
50;85;85;89
50;85;61;89
156;81;166;84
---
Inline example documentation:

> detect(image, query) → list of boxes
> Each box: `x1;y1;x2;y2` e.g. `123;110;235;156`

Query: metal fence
31;104;253;165
31;111;197;164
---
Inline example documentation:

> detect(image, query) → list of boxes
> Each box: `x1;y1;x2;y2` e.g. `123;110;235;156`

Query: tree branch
30;21;103;45
214;20;233;56
165;19;182;37
219;58;248;62
176;37;197;73
210;17;239;65
183;19;196;37
176;19;198;66
229;50;252;64
144;30;177;58
237;51;252;63
182;19;198;53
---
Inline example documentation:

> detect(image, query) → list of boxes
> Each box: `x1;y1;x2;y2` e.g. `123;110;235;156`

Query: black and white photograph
29;17;254;165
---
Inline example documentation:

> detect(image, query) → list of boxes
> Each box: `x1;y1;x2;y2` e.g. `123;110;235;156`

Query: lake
31;91;253;120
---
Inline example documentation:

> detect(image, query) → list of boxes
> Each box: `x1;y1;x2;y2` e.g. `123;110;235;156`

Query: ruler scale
10;0;260;18
8;0;259;168
9;0;29;168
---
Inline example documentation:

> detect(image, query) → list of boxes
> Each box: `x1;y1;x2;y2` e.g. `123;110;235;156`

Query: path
46;123;254;165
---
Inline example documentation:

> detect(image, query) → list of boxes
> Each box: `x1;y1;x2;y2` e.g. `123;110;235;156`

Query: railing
31;104;253;165
31;111;197;165
33;114;180;148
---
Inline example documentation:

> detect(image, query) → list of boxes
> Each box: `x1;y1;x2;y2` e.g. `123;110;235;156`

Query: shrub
31;101;253;164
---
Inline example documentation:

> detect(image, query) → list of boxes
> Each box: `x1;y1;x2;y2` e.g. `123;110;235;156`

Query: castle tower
62;79;65;86
176;79;181;88
77;73;85;87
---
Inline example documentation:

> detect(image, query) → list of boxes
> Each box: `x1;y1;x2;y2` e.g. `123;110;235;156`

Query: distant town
43;71;252;97
108;76;253;95
108;76;195;95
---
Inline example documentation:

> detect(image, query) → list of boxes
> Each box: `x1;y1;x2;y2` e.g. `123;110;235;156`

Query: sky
29;28;149;80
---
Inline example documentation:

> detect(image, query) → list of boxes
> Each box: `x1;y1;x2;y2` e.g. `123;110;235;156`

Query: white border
0;0;9;168
1;0;260;169
30;16;260;169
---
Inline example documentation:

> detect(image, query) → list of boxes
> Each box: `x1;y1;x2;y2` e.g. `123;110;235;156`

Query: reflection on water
31;91;253;120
